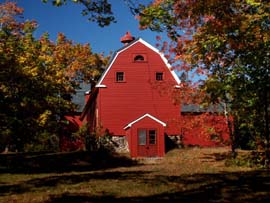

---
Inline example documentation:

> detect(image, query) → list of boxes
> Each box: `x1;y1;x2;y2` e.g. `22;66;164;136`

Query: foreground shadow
0;150;137;174
0;170;149;196
44;170;270;203
1;148;270;202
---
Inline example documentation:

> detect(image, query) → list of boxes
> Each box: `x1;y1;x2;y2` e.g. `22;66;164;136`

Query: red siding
98;41;180;136
64;115;82;131
181;113;230;146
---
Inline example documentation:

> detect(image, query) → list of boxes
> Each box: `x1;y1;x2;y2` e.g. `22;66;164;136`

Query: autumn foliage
136;0;270;156
0;2;108;152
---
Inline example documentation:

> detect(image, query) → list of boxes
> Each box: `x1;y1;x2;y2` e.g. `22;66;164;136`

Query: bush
225;150;270;168
85;128;115;153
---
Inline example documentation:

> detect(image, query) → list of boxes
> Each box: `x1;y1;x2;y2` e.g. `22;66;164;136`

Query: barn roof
72;82;91;112
96;38;181;88
181;104;224;113
80;87;99;120
124;113;166;130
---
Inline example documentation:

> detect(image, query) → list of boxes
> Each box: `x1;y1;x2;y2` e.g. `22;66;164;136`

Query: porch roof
123;113;166;130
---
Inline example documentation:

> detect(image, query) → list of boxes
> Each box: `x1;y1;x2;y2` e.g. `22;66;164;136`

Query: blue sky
12;0;163;55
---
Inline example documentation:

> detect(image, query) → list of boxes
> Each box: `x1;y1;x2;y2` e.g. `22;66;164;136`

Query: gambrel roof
96;38;180;88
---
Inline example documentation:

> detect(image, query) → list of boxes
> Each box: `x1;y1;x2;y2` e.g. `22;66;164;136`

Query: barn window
134;55;145;61
116;72;124;82
156;72;163;81
149;130;157;144
138;129;147;145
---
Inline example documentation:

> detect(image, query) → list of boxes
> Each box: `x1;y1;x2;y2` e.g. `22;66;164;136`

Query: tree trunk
263;87;269;167
224;102;236;158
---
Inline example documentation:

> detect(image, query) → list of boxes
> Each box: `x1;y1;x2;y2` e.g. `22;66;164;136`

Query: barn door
137;129;157;157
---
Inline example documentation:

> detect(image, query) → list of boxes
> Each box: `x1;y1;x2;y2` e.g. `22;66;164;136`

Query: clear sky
11;0;163;55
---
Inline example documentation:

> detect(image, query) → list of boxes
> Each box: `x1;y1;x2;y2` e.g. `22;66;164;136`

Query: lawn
0;147;269;203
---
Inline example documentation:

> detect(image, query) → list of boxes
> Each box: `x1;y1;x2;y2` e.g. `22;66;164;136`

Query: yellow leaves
29;66;39;77
0;84;9;96
39;54;54;65
0;1;109;148
1;1;109;141
246;0;261;6
41;44;49;52
56;32;67;44
90;69;101;78
18;56;27;64
37;110;52;127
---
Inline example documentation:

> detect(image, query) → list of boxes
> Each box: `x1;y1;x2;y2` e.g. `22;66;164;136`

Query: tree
135;0;270;160
0;2;108;152
42;0;115;27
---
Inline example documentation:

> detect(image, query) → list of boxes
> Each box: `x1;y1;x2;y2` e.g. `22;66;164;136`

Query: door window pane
149;130;156;144
138;129;146;145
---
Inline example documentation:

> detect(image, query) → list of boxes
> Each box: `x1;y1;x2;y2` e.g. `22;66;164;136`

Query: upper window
134;55;145;61
116;72;124;82
156;72;163;81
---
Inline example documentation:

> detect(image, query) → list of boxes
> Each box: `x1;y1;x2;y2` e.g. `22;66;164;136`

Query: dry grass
0;147;269;203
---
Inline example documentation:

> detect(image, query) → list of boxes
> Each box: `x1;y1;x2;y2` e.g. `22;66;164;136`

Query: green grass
0;147;270;203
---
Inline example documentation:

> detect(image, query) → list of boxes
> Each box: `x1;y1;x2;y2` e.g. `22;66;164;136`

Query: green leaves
246;0;261;6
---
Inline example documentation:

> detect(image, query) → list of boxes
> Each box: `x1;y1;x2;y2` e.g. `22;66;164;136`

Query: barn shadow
0;150;137;174
42;170;270;203
165;134;180;153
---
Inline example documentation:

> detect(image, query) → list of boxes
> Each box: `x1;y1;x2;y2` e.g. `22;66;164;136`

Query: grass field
0;147;269;203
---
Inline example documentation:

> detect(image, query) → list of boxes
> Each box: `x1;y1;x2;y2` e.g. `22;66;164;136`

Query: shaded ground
0;150;135;173
0;147;269;203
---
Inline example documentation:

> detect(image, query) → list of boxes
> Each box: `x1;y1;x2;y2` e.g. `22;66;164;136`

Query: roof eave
123;113;166;130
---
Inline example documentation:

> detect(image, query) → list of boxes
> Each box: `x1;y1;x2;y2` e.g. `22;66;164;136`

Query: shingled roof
72;82;91;112
181;104;224;113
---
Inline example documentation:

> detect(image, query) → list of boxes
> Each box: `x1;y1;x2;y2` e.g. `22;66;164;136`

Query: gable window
156;72;163;81
133;54;147;62
134;55;145;61
116;72;124;82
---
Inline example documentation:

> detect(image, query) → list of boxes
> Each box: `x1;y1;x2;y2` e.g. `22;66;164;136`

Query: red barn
181;105;230;147
80;32;230;157
81;32;181;157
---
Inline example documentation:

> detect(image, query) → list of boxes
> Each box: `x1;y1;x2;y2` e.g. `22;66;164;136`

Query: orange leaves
34;31;107;84
0;1;108;145
0;2;38;38
203;15;215;23
0;1;115;152
0;2;23;25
